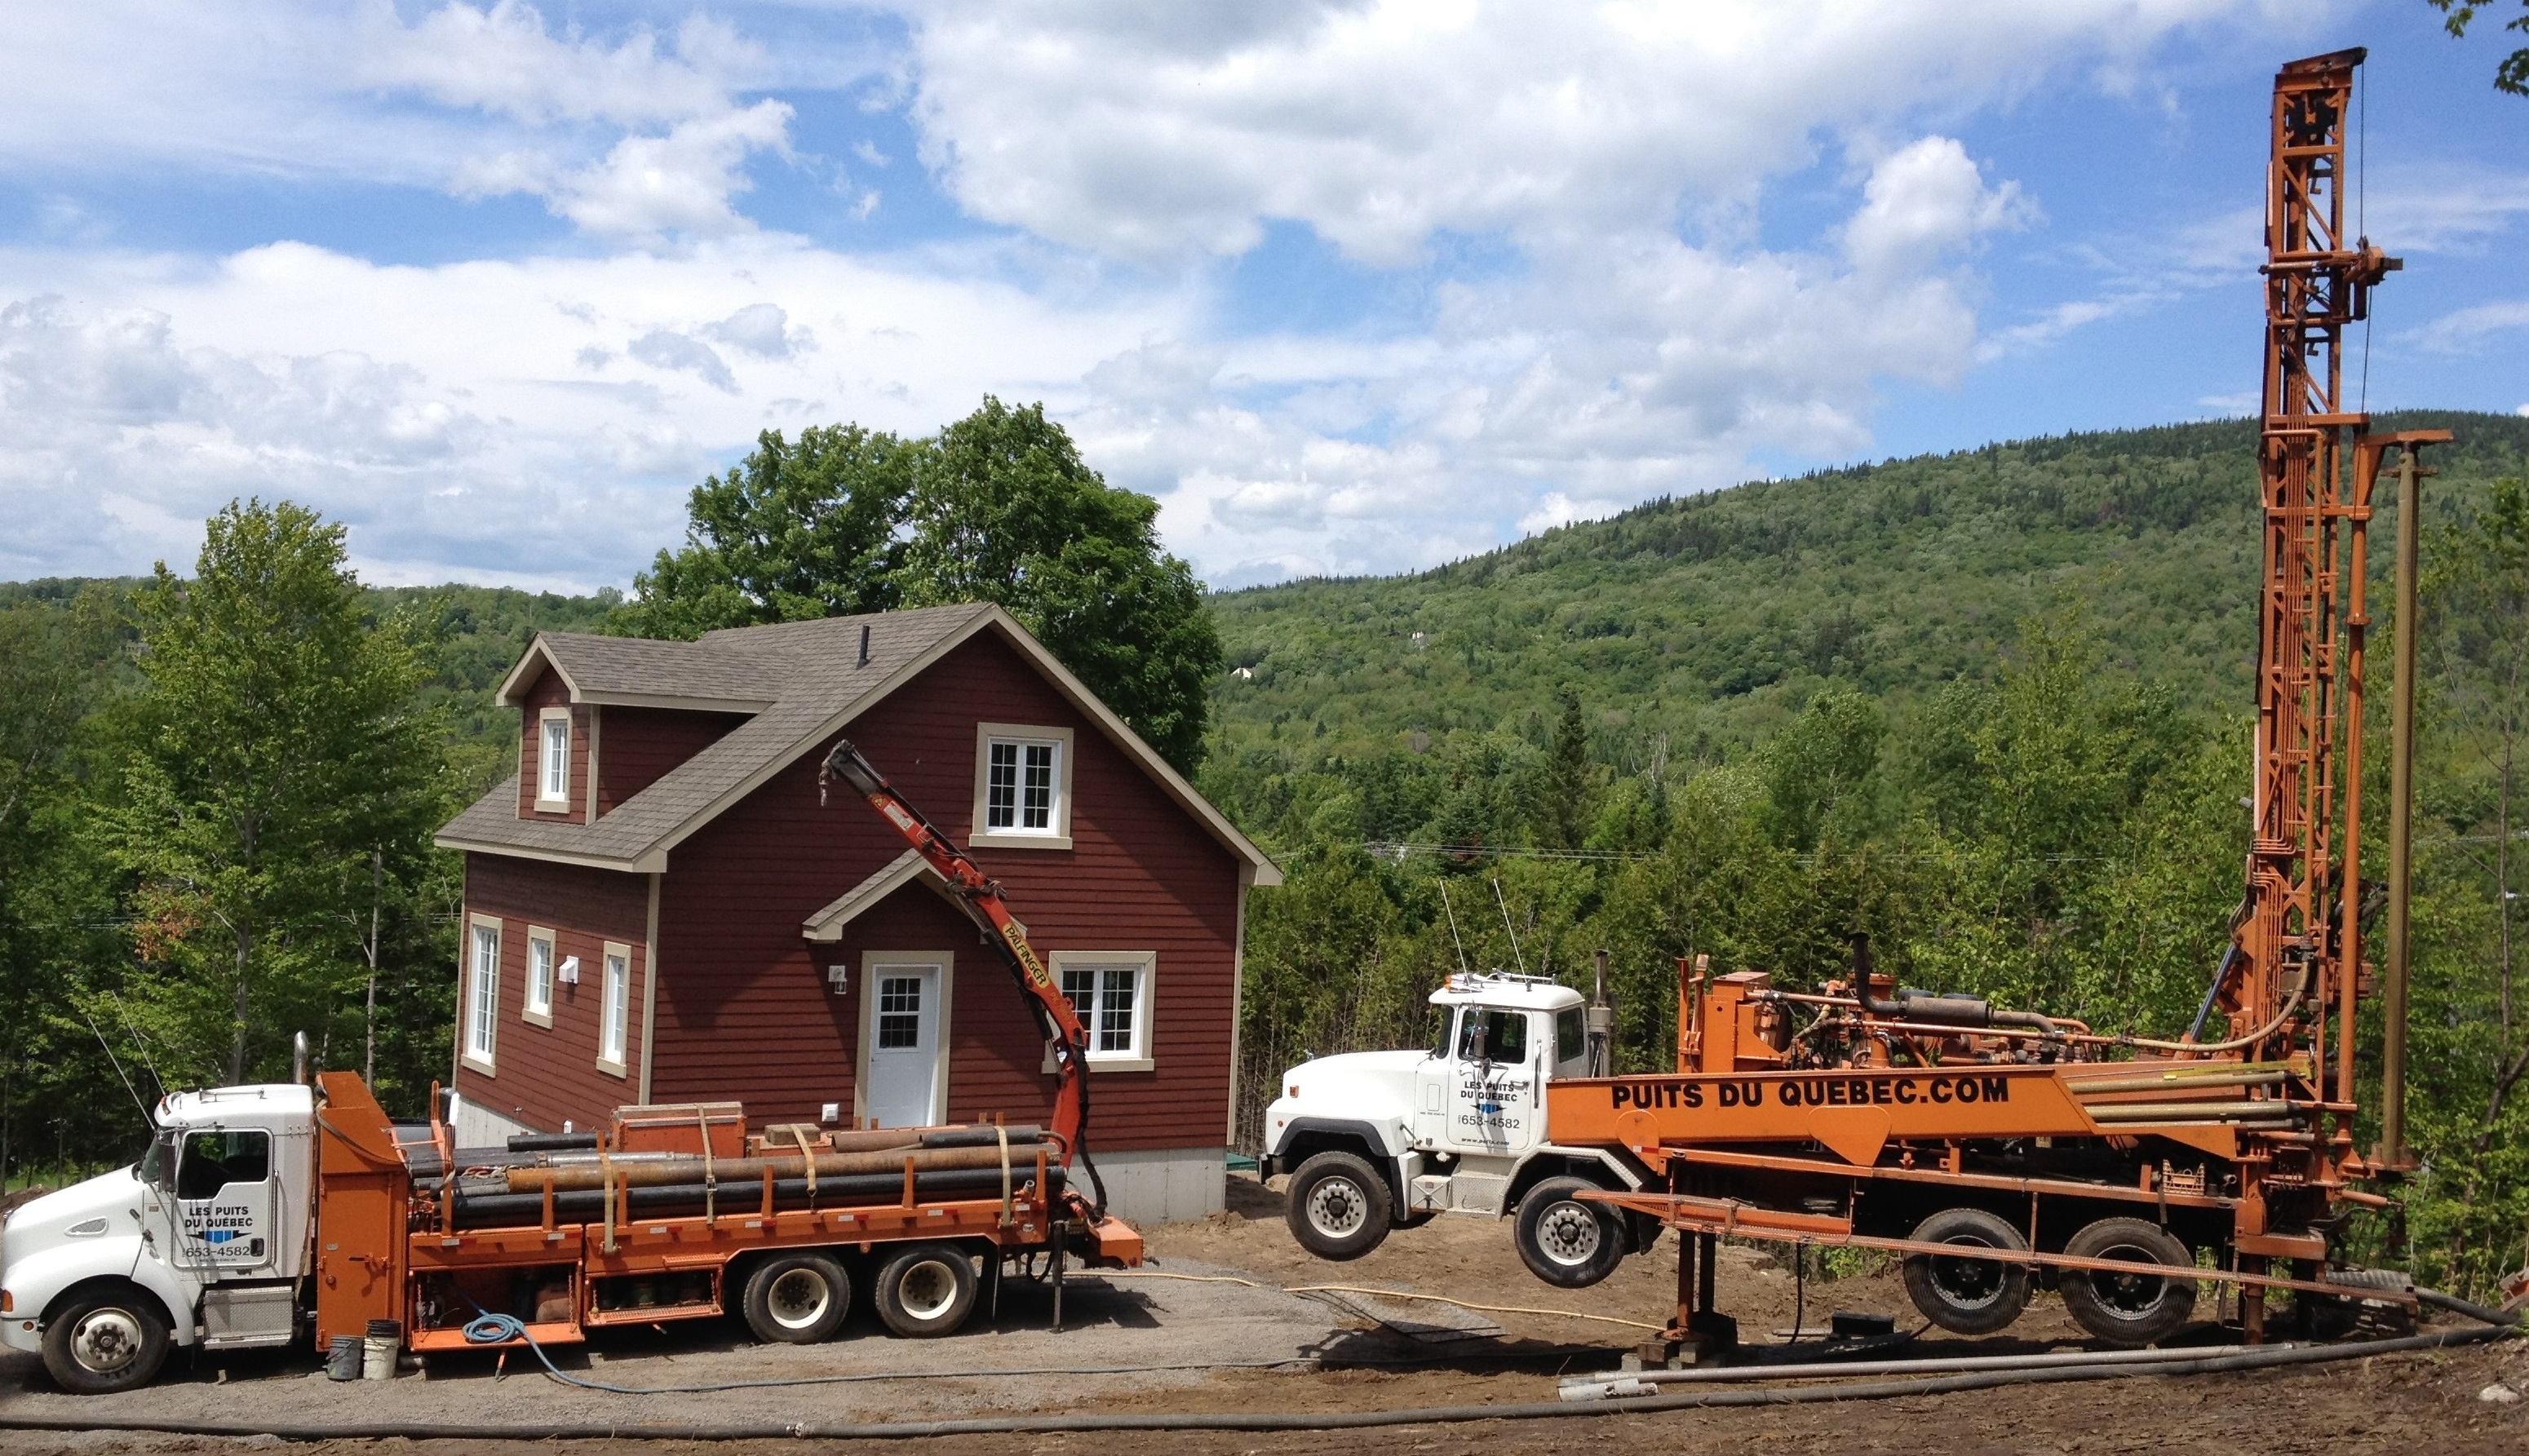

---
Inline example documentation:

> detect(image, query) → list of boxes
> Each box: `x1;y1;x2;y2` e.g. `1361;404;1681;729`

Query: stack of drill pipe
447;1126;1059;1229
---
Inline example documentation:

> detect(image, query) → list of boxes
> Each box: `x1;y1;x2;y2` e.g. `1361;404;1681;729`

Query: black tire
2060;1217;2197;1347
1283;1151;1393;1261
41;1284;171;1393
871;1244;979;1338
1514;1176;1627;1288
741;1252;850;1343
1902;1207;2031;1335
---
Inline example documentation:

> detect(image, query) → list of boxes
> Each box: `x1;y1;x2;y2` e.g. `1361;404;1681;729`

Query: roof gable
440;605;1279;886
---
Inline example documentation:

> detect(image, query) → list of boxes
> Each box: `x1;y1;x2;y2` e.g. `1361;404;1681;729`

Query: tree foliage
104;501;450;1086
2432;0;2529;95
615;399;1221;771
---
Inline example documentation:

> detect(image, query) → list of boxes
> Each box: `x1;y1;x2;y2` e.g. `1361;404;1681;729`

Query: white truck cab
2;1084;314;1392
1261;973;1648;1284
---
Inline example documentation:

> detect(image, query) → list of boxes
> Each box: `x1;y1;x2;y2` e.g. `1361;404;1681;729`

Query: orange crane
817;736;1113;1216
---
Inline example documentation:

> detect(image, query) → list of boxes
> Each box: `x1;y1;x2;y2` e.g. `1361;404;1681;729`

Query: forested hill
1204;410;2529;772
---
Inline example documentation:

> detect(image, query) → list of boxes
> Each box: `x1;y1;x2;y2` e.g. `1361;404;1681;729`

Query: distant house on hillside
432;604;1279;1223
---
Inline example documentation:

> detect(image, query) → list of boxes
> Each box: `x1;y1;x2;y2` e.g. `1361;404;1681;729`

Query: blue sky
1;1;2522;592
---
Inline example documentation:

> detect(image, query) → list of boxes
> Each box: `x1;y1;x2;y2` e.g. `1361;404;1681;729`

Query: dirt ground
2;1175;2522;1454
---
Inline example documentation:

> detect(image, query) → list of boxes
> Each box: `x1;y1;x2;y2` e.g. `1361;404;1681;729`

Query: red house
433;604;1279;1222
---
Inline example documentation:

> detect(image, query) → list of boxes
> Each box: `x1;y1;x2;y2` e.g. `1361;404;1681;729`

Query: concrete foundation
1085;1145;1226;1224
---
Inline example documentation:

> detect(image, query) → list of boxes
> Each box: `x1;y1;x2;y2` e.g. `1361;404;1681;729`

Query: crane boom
817;737;1108;1215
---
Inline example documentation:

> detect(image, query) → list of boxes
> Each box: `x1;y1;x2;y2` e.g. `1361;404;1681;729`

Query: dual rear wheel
1902;1209;2197;1347
739;1243;981;1344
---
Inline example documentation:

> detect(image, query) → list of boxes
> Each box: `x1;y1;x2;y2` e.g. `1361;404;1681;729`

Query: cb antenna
82;1007;153;1128
1491;878;1528;975
1437;880;1471;976
106;990;166;1101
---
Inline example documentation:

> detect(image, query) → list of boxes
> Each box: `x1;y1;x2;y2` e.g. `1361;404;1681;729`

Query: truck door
172;1128;278;1279
1412;1008;1456;1147
1446;1008;1544;1156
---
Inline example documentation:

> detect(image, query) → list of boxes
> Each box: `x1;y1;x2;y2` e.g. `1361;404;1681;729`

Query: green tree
105;501;449;1084
897;398;1220;771
2431;0;2529;95
1760;687;1885;852
613;424;912;639
1532;687;1594;850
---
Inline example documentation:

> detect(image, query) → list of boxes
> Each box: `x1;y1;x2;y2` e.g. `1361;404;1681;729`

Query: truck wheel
1902;1207;2031;1335
1284;1151;1393;1261
872;1245;979;1338
1514;1177;1627;1289
2060;1218;2196;1347
42;1284;171;1393
742;1253;851;1343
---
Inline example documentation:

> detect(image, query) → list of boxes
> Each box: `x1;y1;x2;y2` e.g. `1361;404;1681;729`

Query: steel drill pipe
501;1139;1058;1194
454;1165;1066;1228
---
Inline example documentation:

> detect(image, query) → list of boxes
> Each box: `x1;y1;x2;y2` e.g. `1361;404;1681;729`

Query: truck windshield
137;1133;167;1188
1428;1009;1457;1060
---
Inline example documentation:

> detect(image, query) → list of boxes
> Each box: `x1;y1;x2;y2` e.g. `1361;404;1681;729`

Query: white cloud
704;303;811;360
2408;298;2529;353
0;236;1181;586
904;0;2225;267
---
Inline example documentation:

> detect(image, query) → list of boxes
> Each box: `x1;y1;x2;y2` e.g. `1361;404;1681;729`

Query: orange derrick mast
1547;48;2446;1351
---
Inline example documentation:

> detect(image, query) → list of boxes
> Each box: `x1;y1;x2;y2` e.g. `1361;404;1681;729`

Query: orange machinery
1557;48;2442;1351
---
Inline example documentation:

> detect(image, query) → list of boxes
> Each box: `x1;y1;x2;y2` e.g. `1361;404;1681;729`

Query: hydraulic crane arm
818;737;1108;1215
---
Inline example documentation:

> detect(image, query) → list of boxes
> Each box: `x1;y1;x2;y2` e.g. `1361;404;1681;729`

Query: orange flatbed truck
2;737;1140;1393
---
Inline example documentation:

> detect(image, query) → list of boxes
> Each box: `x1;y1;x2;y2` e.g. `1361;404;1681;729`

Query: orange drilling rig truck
1264;47;2441;1352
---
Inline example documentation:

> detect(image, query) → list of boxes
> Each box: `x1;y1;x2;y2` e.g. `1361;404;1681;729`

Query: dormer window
537;709;571;810
972;723;1074;848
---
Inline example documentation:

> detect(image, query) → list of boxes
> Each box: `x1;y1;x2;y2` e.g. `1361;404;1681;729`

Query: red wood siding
597;706;749;816
650;632;1242;1149
454;853;652;1135
513;666;591;825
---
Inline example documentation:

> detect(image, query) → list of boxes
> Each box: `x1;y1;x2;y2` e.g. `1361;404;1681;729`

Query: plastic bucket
326;1334;362;1381
362;1318;401;1381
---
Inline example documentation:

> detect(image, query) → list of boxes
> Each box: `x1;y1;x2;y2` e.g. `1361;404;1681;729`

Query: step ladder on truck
0;738;1140;1394
1264;46;2442;1357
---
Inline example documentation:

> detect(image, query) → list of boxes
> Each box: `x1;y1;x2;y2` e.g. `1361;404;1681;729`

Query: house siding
597;706;750;815
649;632;1242;1149
454;854;651;1133
513;666;591;825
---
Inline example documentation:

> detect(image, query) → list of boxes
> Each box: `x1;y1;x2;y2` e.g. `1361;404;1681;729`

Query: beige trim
432;830;665;874
1226;879;1249;1144
534;707;573;811
639;873;661;1104
572;688;774;712
971;722;1075;849
853;951;954;1127
586;705;602;820
596;940;632;1078
461;913;502;1076
1043;950;1157;1073
522;926;556;1027
802;849;955;942
494;637;577;709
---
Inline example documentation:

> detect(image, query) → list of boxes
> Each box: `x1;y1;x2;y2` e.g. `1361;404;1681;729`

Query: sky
1;2;2523;594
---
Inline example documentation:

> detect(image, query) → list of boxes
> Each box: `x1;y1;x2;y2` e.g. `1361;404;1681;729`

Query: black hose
2416;1287;2522;1326
8;1323;2506;1441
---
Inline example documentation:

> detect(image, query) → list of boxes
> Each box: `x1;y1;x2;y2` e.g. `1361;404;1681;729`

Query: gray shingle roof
439;604;1278;883
442;604;996;870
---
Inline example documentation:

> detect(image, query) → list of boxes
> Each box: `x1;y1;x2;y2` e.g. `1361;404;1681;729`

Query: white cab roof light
1429;972;1585;1011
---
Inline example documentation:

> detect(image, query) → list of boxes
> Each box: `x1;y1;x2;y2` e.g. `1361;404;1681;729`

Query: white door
864;962;945;1128
1445;1007;1544;1156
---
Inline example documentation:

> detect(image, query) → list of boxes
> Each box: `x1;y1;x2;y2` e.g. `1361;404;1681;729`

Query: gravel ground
2;1175;2521;1454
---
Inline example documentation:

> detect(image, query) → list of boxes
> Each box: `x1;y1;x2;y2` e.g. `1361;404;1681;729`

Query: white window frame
597;941;631;1077
971;723;1074;849
1046;950;1155;1073
853;950;956;1127
535;707;572;810
463;914;501;1074
523;927;555;1026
